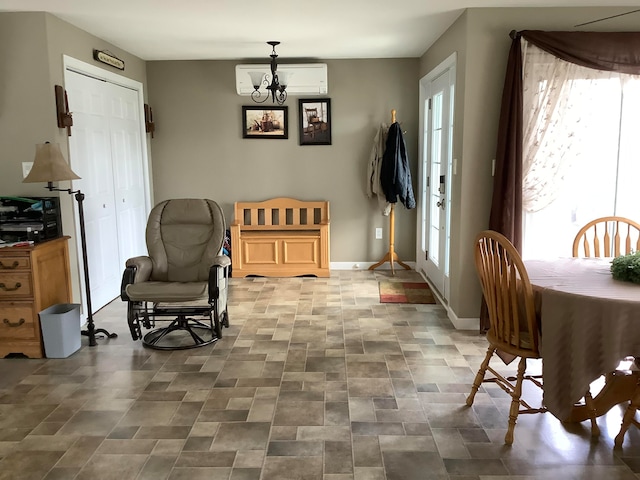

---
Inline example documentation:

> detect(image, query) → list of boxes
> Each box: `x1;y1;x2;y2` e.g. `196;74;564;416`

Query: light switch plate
375;227;383;239
22;162;33;179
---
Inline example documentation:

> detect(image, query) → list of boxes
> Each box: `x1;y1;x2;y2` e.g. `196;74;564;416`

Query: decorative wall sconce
54;85;73;136
144;104;155;138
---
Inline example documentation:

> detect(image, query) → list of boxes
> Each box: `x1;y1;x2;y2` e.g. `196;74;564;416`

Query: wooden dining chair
467;230;547;445
614;380;640;448
572;216;640;258
573;216;640;444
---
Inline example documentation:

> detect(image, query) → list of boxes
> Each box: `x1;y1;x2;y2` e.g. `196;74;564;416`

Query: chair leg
467;346;496;406
127;301;141;340
505;357;527;445
583;388;600;437
614;385;640;448
211;298;223;339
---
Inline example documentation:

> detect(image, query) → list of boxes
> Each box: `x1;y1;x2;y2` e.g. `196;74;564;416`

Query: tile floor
0;270;638;480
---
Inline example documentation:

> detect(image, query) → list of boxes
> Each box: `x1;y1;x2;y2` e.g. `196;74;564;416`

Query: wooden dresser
0;237;72;358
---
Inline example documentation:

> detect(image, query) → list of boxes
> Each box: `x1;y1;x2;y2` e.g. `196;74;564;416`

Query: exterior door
64;61;150;315
417;54;455;299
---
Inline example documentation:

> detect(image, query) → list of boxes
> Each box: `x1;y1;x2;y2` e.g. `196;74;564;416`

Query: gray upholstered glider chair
120;199;230;350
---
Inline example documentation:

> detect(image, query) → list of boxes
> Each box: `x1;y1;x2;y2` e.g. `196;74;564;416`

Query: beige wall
0;12;148;306
0;13;53;196
419;7;640;321
3;7;636;325
146;58;419;263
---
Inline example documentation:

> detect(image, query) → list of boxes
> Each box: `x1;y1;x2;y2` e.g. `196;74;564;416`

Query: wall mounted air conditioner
235;63;328;96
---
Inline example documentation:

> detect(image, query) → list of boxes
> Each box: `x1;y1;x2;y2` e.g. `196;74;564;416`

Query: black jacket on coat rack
380;122;416;210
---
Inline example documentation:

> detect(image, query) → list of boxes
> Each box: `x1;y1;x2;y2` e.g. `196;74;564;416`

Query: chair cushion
126;281;207;302
146;199;226;282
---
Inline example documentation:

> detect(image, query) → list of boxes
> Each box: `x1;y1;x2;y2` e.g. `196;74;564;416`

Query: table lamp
23;142;116;346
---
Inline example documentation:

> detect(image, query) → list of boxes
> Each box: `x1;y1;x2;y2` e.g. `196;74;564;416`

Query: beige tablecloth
525;257;640;421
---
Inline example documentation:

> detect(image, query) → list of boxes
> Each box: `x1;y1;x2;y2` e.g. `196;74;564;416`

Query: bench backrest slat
234;197;329;227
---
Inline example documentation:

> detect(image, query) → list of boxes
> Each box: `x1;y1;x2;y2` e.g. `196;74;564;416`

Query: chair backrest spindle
474;230;539;358
573;216;640;258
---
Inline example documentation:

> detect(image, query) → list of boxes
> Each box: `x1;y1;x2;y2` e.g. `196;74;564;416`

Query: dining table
524;257;640;422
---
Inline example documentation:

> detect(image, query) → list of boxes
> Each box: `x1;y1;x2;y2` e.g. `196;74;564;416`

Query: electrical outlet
22;162;33;179
375;227;383;239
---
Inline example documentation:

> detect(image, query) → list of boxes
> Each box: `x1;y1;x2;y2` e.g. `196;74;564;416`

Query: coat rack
369;109;411;275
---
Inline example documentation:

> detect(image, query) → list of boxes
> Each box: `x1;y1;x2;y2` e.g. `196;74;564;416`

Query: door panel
106;82;147;269
417;56;455;300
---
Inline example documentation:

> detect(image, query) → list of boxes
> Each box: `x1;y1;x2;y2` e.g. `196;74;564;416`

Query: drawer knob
0;282;21;291
3;318;25;327
0;261;19;270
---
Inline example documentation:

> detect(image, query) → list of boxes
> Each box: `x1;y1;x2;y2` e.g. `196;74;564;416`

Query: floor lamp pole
74;191;117;345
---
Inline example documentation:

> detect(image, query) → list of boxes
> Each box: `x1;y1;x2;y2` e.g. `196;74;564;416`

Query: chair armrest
212;255;231;269
126;256;153;283
120;266;136;301
208;255;231;301
120;256;152;301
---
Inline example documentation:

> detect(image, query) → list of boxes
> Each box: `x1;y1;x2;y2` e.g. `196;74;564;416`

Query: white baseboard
447;313;479;331
414;268;479;331
330;261;417;270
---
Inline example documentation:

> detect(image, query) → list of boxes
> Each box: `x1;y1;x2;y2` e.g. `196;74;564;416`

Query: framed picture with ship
242;106;288;139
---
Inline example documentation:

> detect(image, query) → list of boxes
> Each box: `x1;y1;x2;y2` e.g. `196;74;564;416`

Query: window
521;41;640;259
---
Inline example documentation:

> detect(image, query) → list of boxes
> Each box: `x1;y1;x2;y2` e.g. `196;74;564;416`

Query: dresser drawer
0;273;32;298
0;257;30;271
0;305;37;340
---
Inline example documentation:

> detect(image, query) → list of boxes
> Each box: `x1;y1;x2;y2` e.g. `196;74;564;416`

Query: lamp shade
23;142;80;183
248;71;266;89
276;71;290;89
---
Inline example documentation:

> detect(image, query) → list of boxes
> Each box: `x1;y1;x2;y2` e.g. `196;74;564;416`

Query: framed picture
298;98;331;145
242;106;288;139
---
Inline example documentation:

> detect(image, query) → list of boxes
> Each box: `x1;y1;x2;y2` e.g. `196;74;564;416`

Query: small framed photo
242;106;288;139
298;98;331;145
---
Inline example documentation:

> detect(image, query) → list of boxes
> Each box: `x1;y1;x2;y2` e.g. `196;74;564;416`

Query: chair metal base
127;300;229;350
142;316;218;350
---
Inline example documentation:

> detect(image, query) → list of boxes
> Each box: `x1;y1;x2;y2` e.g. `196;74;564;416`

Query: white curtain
521;40;621;213
520;41;640;259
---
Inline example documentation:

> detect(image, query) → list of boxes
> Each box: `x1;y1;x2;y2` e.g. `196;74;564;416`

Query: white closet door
65;70;148;314
66;71;121;312
105;82;148;270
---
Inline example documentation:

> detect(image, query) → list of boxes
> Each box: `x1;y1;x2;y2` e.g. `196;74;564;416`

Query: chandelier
248;41;288;105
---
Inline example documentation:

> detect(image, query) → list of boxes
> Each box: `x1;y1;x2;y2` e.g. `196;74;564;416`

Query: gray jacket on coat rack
366;123;392;215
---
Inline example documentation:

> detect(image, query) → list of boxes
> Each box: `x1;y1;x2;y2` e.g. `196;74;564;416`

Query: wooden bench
230;197;330;278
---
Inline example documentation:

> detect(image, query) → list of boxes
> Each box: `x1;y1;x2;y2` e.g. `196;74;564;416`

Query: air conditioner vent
235;63;328;96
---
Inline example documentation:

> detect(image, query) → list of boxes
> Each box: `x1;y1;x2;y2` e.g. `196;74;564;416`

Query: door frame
417;52;456;301
62;55;152;318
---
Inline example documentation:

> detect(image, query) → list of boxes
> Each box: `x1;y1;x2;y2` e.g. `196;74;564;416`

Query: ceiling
0;1;638;61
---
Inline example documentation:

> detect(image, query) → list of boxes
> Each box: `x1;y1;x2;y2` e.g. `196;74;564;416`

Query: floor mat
378;281;436;304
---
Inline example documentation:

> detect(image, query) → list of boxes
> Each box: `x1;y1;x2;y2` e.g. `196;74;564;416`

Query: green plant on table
610;251;640;284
